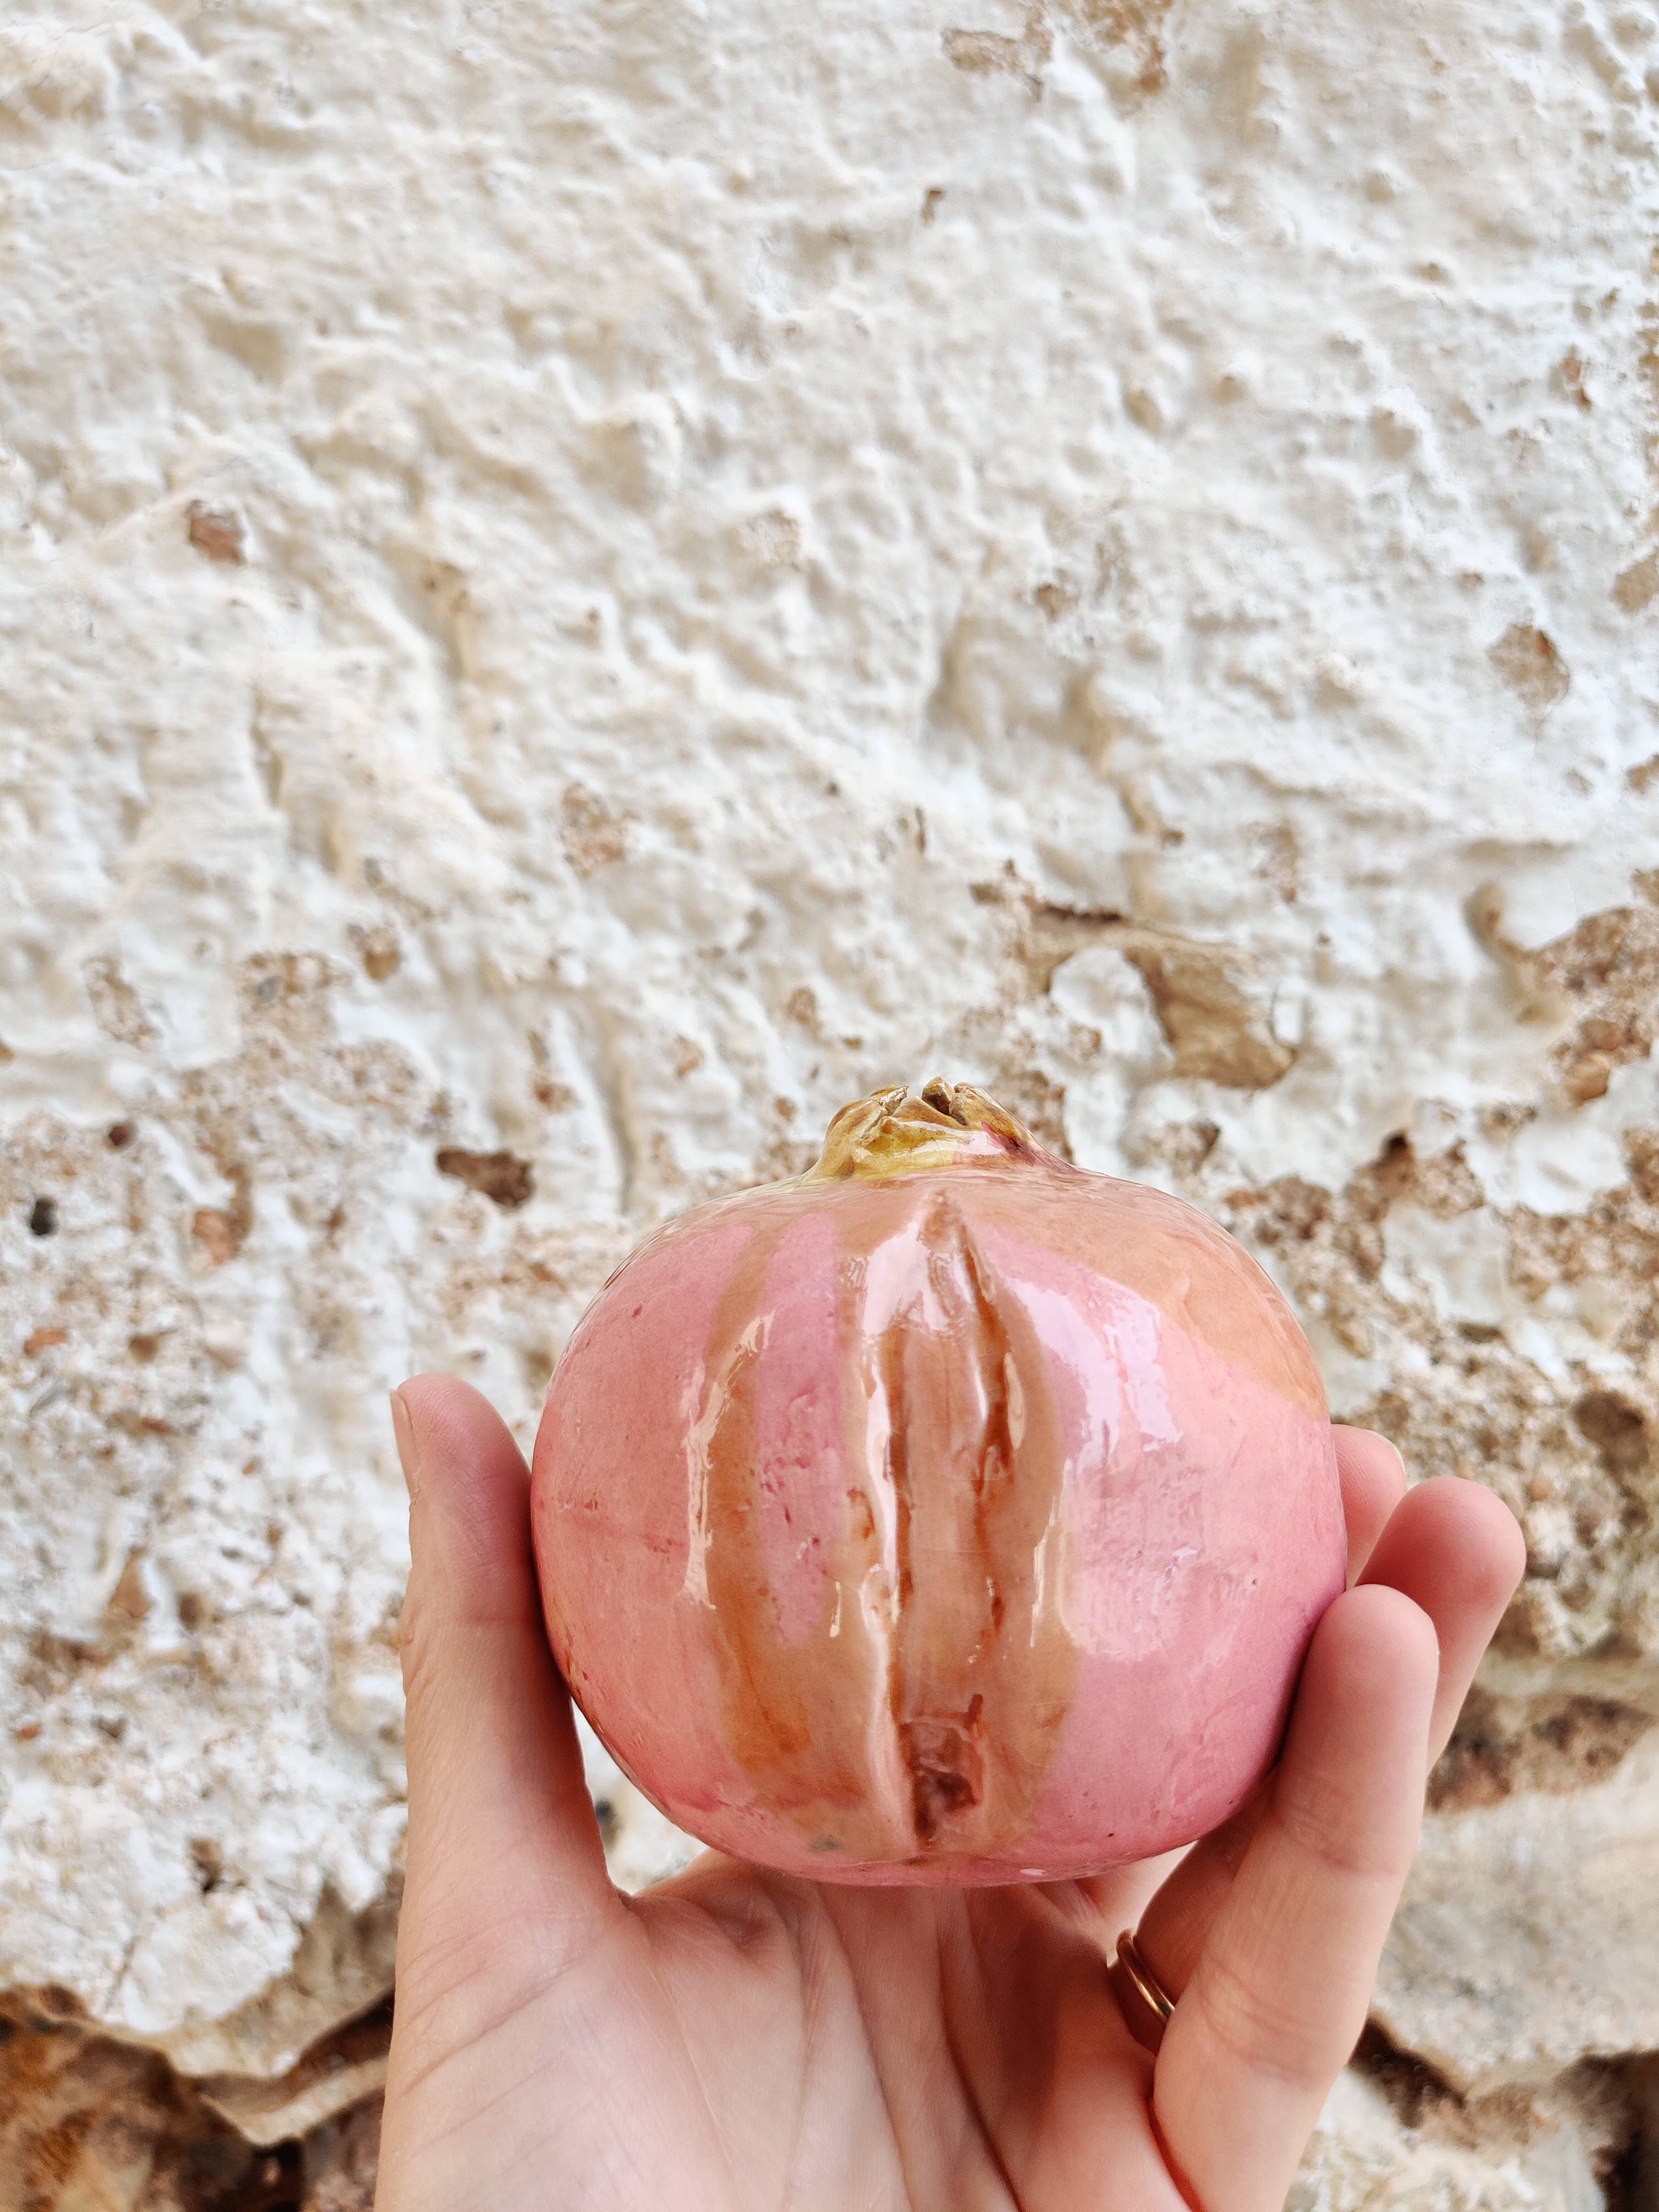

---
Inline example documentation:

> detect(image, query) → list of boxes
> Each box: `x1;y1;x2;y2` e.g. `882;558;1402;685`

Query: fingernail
389;1387;420;1497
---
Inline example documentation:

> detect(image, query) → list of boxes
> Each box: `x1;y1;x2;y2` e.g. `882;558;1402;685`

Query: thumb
390;1375;613;2015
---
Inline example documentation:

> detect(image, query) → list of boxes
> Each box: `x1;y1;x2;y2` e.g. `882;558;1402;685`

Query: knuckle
1271;1788;1412;1885
1191;1953;1331;2093
398;1592;437;1707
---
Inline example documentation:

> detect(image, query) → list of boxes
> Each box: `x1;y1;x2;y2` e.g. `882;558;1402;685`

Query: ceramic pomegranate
532;1081;1344;1885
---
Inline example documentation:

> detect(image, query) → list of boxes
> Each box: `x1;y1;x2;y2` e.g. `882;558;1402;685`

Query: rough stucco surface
3;0;1659;2195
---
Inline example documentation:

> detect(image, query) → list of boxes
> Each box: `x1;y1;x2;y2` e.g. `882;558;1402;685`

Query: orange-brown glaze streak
876;1192;1077;1858
693;1172;1079;1866
698;1209;900;1860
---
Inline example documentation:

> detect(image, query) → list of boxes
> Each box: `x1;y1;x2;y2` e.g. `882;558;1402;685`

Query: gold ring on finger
1108;1927;1176;2056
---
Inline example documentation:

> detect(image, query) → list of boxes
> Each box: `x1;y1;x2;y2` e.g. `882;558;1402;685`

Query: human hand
375;1375;1522;2212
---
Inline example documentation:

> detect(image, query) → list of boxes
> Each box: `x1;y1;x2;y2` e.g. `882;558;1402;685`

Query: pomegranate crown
805;1078;1048;1182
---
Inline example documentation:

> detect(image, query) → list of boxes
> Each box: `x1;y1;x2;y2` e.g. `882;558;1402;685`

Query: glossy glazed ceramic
532;1083;1344;1884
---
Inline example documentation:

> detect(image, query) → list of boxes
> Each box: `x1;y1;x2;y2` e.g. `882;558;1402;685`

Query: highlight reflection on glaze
532;1081;1346;1887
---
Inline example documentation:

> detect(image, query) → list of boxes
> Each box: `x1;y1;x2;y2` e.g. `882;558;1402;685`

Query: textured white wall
4;0;1659;2193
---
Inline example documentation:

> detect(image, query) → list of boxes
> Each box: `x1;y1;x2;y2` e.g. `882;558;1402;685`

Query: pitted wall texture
4;0;1659;2198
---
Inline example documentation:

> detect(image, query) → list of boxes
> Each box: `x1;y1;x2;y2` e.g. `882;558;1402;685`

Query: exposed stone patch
349;927;400;983
1109;927;1293;1090
434;1148;535;1209
186;503;246;565
1429;1689;1656;1813
1293;2037;1651;2207
1008;901;1292;1089
559;786;628;878
1488;624;1571;719
84;957;158;1051
942;7;1052;92
1377;1734;1659;2093
1613;549;1659;614
1535;900;1659;1107
0;1992;380;2211
1055;0;1173;90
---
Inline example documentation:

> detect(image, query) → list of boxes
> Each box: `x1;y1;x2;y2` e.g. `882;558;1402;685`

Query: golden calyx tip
805;1080;1040;1182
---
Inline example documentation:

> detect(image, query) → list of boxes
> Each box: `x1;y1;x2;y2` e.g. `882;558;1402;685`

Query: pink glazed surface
533;1161;1344;1885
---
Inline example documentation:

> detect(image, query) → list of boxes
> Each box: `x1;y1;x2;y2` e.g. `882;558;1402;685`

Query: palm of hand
388;1838;1202;2211
377;1379;1522;2212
